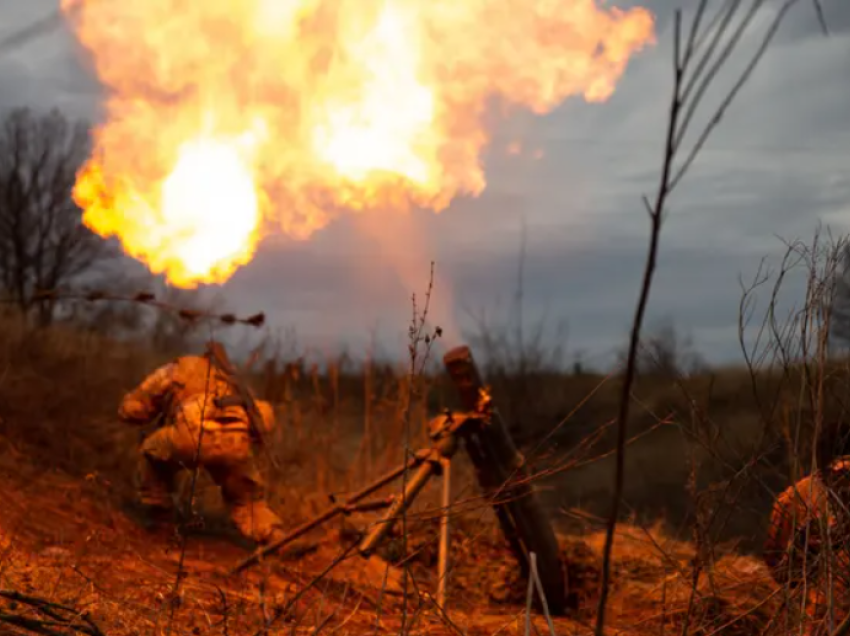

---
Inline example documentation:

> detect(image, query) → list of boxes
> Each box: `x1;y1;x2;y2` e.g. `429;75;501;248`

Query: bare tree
0;107;115;325
617;316;707;378
57;271;149;337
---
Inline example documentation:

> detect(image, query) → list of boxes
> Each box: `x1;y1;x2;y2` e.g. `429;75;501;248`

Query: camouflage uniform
764;458;850;633
119;353;284;545
765;458;850;578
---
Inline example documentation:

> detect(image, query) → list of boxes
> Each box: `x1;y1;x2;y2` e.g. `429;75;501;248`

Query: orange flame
62;0;654;288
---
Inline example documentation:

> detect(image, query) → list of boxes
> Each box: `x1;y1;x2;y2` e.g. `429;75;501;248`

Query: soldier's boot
210;462;289;548
266;524;287;545
227;498;319;557
230;498;286;546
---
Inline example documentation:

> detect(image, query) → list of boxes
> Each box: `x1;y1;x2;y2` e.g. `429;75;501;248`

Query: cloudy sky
1;0;848;368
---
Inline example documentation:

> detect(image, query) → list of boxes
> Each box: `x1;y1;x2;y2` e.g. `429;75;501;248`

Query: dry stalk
595;2;816;633
737;229;850;635
395;261;442;633
165;325;217;636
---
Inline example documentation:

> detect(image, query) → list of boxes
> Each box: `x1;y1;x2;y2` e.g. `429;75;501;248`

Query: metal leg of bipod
436;457;452;611
358;427;460;559
230;456;420;576
358;456;437;557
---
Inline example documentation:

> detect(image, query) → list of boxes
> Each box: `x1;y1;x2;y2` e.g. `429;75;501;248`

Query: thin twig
6;288;266;329
594;1;806;632
594;9;684;635
812;0;829;36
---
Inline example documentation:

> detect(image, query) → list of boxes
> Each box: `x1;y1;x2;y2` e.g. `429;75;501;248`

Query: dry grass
0;448;789;636
0;308;847;635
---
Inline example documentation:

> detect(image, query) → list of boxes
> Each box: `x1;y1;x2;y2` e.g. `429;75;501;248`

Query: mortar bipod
229;410;483;610
231;343;568;616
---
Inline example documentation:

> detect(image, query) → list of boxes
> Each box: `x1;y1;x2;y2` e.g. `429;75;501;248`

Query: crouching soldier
118;341;285;546
764;458;850;582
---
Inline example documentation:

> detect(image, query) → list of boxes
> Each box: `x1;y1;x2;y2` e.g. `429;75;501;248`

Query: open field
0;0;846;633
0;307;847;635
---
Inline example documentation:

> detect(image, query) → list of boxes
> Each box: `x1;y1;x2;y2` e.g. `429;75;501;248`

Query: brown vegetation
0;2;844;635
0;272;846;635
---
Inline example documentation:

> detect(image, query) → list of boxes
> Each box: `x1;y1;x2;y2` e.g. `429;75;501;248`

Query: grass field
0;301;847;635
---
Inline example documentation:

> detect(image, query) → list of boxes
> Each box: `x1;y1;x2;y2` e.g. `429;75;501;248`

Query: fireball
62;0;655;288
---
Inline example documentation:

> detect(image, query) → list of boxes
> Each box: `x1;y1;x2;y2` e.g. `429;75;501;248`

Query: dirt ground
0;438;797;636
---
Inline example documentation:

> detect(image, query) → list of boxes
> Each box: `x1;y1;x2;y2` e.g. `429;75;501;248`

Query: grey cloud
0;2;100;116
219;184;822;366
0;0;847;369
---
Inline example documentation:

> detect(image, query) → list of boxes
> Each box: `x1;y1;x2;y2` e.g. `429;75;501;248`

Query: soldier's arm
118;362;177;425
